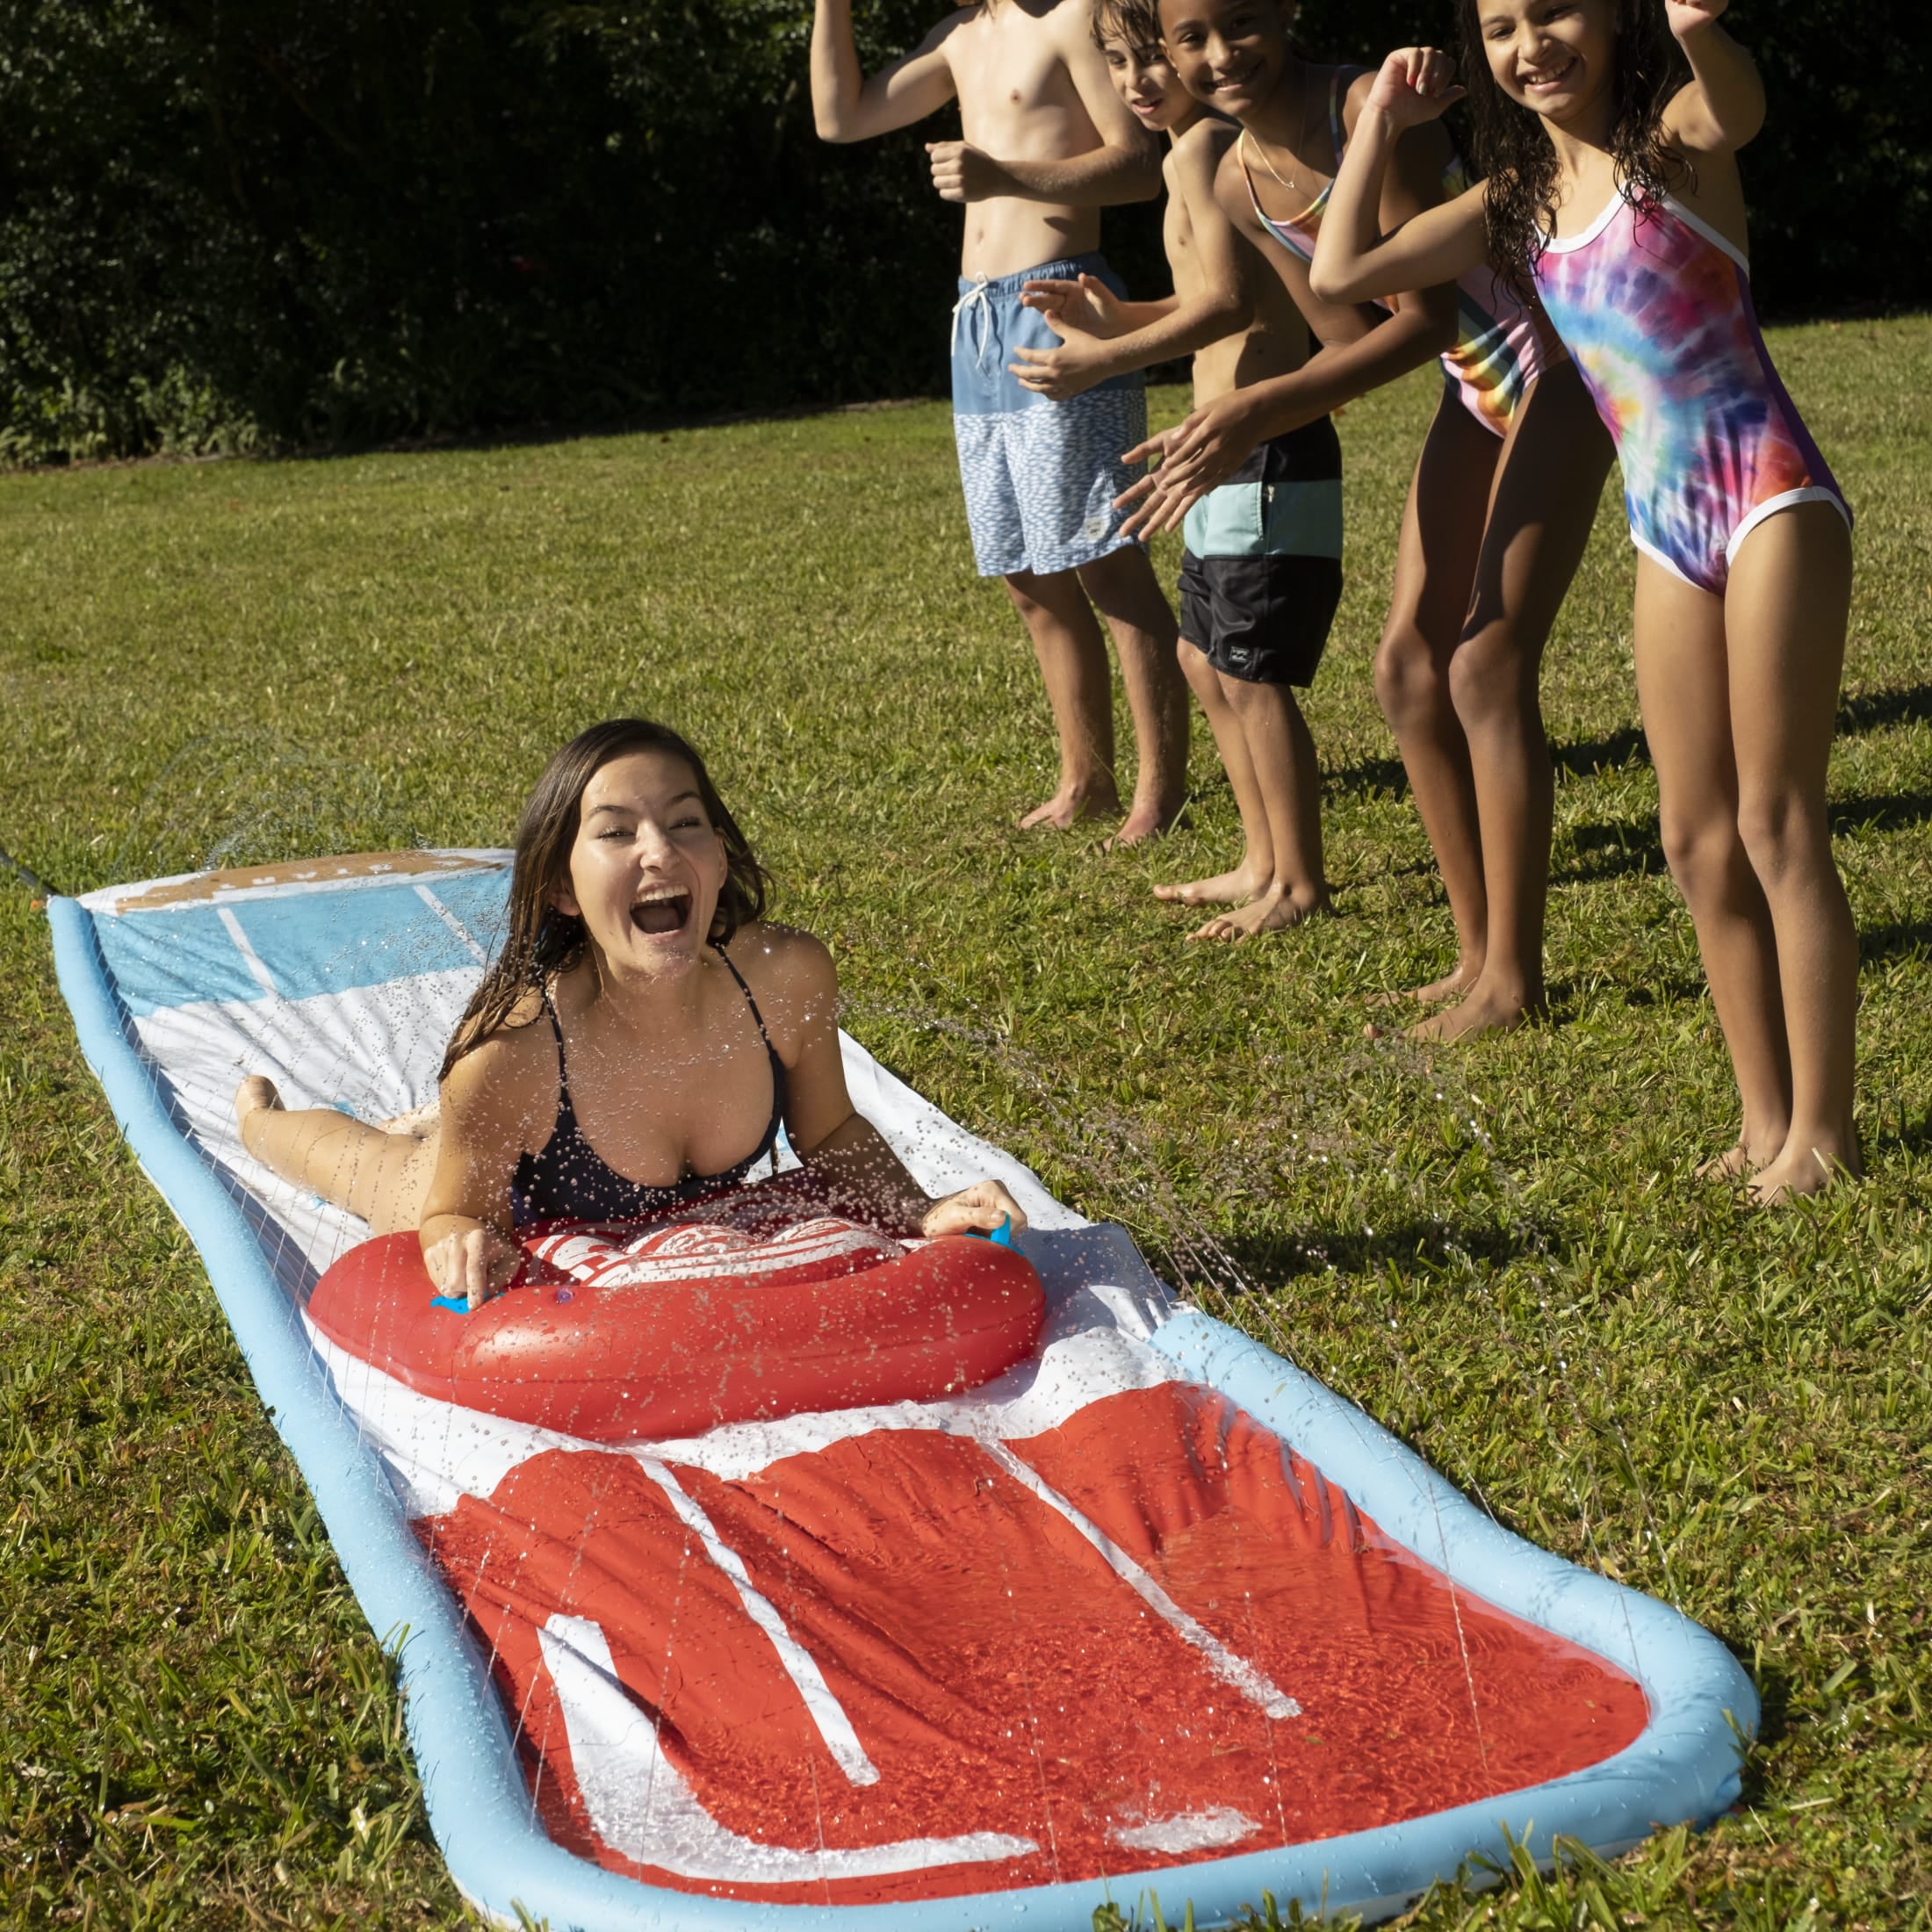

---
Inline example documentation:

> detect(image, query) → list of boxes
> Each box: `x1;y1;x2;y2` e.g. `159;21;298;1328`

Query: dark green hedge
0;0;1922;460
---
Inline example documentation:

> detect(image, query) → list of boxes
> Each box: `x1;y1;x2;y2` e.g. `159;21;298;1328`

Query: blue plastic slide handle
965;1215;1014;1248
430;1294;469;1314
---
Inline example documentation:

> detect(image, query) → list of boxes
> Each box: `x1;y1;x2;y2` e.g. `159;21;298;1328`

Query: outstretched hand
927;140;1006;203
1365;46;1464;126
1114;391;1263;538
426;1223;523;1312
920;1179;1030;1241
1010;338;1111;400
1019;273;1124;340
1663;0;1729;34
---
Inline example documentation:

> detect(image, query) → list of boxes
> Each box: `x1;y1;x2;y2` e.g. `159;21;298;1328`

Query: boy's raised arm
928;11;1160;205
811;0;959;143
1663;1;1764;152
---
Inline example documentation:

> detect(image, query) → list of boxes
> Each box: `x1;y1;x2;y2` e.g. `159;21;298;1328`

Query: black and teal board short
1179;417;1343;687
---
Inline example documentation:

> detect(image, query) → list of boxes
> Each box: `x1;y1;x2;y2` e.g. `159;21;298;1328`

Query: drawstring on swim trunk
951;273;993;368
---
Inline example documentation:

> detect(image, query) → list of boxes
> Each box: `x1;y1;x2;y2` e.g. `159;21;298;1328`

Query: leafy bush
0;0;1921;461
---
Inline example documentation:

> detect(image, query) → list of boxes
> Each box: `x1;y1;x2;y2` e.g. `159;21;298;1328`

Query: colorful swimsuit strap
1238;68;1347;262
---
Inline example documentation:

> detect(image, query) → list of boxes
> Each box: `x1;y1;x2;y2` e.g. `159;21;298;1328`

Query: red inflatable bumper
306;1193;1047;1444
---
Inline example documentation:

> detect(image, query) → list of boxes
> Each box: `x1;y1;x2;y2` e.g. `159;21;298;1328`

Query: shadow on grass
1559;819;1667;884
1838;682;1932;738
1202;1215;1568;1289
1832;791;1932;838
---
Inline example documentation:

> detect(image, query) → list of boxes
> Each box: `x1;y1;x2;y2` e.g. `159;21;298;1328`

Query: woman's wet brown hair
441;718;771;1078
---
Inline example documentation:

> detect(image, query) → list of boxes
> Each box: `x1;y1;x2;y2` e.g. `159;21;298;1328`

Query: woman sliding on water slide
236;717;1026;1306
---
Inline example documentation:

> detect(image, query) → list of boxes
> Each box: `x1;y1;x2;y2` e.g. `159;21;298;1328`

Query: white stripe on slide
414;883;488;965
981;1441;1302;1722
539;1615;1034;1880
216;907;283;1000
638;1458;880;1786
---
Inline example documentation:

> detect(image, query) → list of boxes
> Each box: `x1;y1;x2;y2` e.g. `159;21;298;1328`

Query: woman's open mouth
630;889;692;937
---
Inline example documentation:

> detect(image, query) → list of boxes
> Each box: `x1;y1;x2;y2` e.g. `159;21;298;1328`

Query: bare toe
1694;1143;1755;1183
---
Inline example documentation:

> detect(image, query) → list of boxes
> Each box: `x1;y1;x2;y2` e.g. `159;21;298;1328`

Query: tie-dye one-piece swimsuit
1532;192;1850;594
1241;70;1561;436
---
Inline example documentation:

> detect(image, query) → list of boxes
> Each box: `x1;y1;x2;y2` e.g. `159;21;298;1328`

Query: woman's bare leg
1156;638;1275;906
1373;396;1498;1003
234;1078;438;1235
1631;564;1794;1179
1417;367;1613;1041
1720;506;1859;1200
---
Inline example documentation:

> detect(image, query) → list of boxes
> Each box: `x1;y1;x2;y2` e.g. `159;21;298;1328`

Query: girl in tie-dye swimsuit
1310;0;1861;1202
1149;0;1614;1041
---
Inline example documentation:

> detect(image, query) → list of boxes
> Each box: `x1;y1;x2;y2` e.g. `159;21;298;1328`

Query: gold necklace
1242;69;1323;202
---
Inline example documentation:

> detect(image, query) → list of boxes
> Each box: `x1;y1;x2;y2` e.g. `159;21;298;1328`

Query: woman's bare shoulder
721;923;838;1046
440;999;556;1137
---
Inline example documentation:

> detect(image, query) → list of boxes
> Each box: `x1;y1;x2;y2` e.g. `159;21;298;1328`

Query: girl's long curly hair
440;718;771;1079
1453;0;1688;299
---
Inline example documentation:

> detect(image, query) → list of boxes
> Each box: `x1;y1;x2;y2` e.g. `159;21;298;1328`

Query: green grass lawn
3;315;1929;1929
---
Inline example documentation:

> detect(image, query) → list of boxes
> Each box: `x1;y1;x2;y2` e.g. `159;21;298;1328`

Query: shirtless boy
1011;0;1345;938
811;0;1190;842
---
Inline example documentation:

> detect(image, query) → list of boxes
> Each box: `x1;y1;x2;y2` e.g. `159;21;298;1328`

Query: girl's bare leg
1631;563;1793;1179
1721;505;1860;1200
1157;638;1275;905
1372;397;1497;1003
1417;368;1613;1042
234;1078;438;1235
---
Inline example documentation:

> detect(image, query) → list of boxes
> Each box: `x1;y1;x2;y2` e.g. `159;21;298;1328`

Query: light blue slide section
49;890;1755;1931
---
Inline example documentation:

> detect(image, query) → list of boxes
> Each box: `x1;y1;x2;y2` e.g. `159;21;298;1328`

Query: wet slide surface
422;1378;1645;1903
49;851;1752;1929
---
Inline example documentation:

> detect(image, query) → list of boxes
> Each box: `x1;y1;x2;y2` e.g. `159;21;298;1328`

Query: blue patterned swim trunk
950;254;1148;579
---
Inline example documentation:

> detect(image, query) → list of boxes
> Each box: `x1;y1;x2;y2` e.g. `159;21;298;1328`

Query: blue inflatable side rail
48;893;1755;1931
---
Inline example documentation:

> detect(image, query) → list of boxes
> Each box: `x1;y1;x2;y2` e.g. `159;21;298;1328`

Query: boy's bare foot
1366;964;1476;1009
1748;1138;1861;1205
1403;986;1543;1044
1020;782;1119;833
1155;858;1271;906
1105;793;1187;849
234;1075;285;1155
1187;883;1328;942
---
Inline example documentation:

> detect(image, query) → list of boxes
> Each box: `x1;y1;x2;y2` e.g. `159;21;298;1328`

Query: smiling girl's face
1155;0;1294;119
1475;0;1618;126
555;749;728;978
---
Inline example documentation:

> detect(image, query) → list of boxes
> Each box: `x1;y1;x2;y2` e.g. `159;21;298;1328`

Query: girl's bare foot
1695;1143;1757;1183
1366;963;1477;1010
1154;858;1271;907
1405;985;1543;1044
1748;1137;1861;1205
1188;883;1328;942
1020;782;1119;833
234;1075;285;1155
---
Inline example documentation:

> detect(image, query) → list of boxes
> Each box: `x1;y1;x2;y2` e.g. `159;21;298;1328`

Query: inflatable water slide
49;851;1755;1929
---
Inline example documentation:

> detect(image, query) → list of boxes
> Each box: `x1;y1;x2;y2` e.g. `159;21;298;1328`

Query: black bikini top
509;948;787;1228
